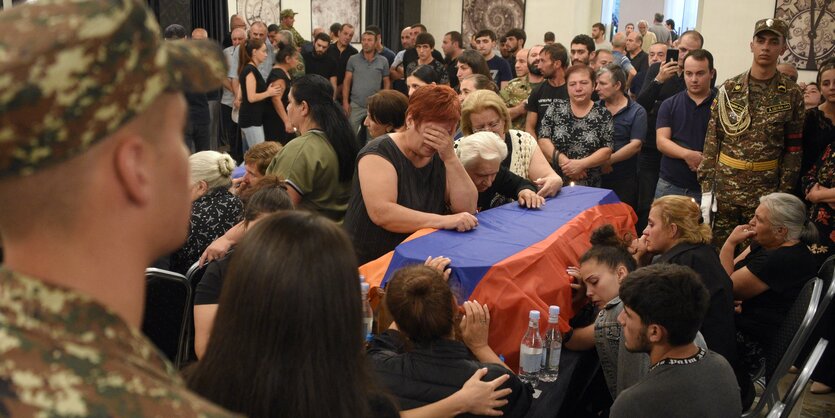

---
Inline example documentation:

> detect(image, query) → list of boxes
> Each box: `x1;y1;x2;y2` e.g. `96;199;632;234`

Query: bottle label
548;349;561;368
520;345;543;373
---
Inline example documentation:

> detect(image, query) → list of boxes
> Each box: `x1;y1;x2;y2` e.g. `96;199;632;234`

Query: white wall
226;0;816;84
227;0;365;43
619;0;664;32
697;0;814;84
421;0;602;48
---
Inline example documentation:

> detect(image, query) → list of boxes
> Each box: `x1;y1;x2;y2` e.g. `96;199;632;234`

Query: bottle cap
361;282;370;292
529;310;540;321
359;274;366;283
549;305;560;317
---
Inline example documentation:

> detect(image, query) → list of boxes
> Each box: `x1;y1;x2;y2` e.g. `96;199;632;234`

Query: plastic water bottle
361;282;373;342
539;306;562;382
519;310;543;387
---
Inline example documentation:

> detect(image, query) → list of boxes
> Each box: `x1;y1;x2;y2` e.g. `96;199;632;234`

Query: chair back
766;338;828;418
814;255;835;324
764;277;823;381
182;261;209;365
744;277;822;417
141;268;192;369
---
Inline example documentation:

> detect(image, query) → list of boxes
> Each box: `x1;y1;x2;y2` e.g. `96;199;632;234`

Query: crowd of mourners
1;0;834;417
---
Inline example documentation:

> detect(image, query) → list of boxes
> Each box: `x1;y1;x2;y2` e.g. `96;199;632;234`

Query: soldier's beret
0;0;228;177
753;18;789;40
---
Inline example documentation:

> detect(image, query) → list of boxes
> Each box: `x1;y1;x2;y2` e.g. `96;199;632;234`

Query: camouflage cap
280;9;299;18
753;18;789;40
0;0;228;178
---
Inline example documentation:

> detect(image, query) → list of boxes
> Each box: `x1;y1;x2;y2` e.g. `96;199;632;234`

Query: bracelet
552;149;560;165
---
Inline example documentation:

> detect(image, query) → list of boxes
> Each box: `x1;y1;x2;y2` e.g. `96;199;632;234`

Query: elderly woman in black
457;131;544;211
719;192;819;374
169;151;242;275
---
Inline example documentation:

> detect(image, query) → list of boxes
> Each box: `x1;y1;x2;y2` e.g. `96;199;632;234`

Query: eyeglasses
472;120;503;133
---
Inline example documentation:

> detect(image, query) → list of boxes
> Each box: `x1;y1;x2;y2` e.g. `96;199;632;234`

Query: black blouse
170;187;242;275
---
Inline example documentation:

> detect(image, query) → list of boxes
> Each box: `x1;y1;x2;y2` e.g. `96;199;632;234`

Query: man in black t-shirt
303;32;339;98
524;43;569;139
327;23;358;101
442;31;464;89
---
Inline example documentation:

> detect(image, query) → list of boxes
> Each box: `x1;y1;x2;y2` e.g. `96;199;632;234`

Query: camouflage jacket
0;269;239;417
698;70;804;206
279;24;306;48
500;76;539;130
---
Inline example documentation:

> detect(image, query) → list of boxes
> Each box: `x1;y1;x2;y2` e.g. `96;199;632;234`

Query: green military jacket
500;76;539;130
0;268;239;417
698;70;804;206
279;24;306;48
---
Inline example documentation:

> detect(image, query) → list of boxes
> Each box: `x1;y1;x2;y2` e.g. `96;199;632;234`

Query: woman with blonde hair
170;151;243;274
634;195;748;405
461;89;562;198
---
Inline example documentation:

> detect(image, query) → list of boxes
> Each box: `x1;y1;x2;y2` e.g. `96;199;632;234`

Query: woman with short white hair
719;192;819;375
457;131;544;210
169;151;243;274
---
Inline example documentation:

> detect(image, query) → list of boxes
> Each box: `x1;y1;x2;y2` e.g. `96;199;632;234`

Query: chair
743;276;823;417
814;255;835;326
182;261;210;365
766;338;829;418
141;268;192;369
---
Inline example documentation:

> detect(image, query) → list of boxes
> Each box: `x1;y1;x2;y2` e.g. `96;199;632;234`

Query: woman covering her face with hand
344;85;478;264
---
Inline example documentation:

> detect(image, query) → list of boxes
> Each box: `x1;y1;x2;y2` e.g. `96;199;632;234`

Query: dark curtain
192;0;229;43
146;0;161;24
366;0;405;51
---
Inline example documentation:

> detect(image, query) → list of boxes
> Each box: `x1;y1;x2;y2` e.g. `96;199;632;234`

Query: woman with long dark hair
266;74;360;222
263;43;298;145
456;50;491;82
187;212;383;417
188;212;521;417
406;64;438;96
238;39;281;152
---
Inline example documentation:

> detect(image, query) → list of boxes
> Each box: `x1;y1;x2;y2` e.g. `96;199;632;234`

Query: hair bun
589;224;626;248
217;153;236;177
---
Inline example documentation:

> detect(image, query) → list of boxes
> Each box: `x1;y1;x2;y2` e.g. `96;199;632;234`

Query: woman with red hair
344;85;478;264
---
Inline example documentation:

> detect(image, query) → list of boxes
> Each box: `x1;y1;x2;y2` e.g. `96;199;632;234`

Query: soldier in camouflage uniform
279;9;306;48
501;48;533;130
698;18;805;247
0;0;239;416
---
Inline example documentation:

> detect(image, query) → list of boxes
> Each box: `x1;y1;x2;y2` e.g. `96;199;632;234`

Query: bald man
192;28;208;40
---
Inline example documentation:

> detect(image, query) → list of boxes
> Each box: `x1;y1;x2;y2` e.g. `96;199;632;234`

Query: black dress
238;63;267;129
263;67;293;144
